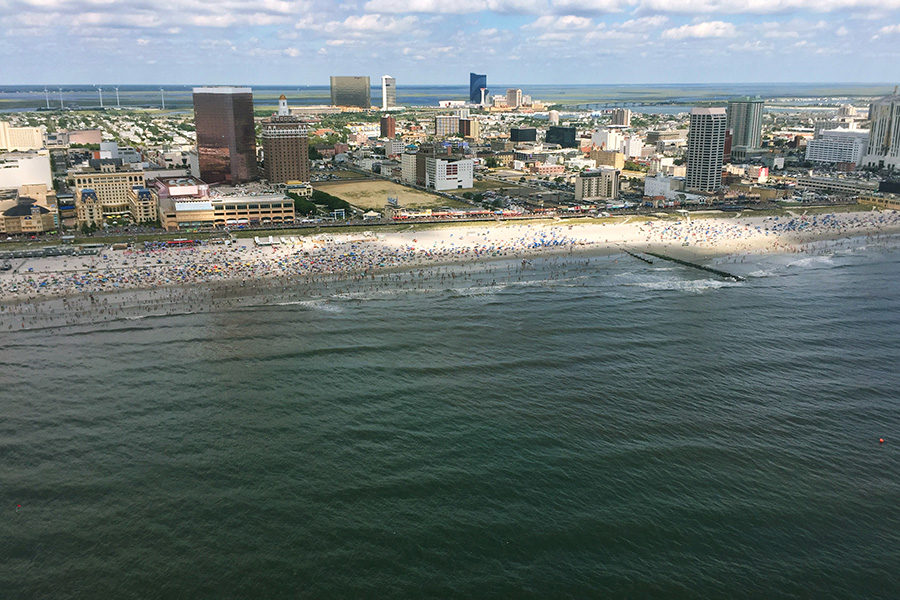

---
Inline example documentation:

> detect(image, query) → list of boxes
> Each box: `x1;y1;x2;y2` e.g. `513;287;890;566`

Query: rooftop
192;86;252;95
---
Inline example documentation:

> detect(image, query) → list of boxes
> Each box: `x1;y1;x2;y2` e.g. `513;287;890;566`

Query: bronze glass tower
192;87;257;184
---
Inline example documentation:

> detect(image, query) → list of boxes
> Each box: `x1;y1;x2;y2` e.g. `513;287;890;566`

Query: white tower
381;75;396;111
278;94;289;116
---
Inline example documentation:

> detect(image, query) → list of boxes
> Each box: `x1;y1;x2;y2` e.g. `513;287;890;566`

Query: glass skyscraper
726;97;764;150
192;87;257;184
330;76;371;109
469;73;487;104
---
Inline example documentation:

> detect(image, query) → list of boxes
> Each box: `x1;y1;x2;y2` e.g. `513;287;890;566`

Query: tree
287;192;318;216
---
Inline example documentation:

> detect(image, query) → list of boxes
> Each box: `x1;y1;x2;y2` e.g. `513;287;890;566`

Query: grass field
313;180;469;210
453;180;526;195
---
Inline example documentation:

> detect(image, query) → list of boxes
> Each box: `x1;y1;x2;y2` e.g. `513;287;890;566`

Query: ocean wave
631;278;739;293
787;255;835;269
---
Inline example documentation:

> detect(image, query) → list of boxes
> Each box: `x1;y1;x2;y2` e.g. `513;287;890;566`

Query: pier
644;251;745;282
621;248;654;264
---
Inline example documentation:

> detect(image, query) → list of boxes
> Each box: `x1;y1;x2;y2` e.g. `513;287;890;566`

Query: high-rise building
192;86;257;184
686;107;727;192
510;128;537;143
575;168;619;201
546;126;577;148
591;127;624;151
459;118;480;139
435;115;460;138
610;108;632;127
70;163;146;214
726;98;764;150
261;115;310;184
330;76;371;109
806;129;870;166
381;75;396;110
469;73;487;105
548;110;560;125
380;115;396;138
425;156;474;190
277;94;289;116
863;88;900;170
622;134;643;158
506;88;522;109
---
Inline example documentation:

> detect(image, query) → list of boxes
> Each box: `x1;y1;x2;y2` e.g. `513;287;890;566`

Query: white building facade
425;157;473;191
863;91;900;170
686;107;726;192
805;129;869;165
0;151;53;190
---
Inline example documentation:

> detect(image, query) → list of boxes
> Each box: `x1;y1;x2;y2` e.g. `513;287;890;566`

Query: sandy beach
2;210;899;319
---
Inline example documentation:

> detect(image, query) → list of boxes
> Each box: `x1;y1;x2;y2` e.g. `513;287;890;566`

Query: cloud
636;0;900;13
661;20;736;39
878;23;900;33
524;14;593;29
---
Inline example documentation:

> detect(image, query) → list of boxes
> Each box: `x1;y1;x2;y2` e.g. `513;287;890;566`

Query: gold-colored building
70;164;146;215
127;187;159;224
0;121;43;151
590;149;625;170
75;189;104;228
0;186;57;234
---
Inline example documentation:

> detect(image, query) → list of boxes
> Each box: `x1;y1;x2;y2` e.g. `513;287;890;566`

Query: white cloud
878;23;900;33
636;0;900;13
618;15;669;30
524;14;593;29
661;20;736;39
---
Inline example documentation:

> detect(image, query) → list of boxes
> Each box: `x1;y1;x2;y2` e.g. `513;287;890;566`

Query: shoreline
2;210;899;316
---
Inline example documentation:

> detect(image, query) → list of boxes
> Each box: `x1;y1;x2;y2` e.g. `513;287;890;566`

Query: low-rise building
531;163;565;176
792;177;879;195
643;173;685;200
159;194;295;231
0;151;53;190
0;121;43;151
0;187;57;234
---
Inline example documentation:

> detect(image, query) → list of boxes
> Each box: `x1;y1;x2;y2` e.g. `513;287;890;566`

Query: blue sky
2;0;900;84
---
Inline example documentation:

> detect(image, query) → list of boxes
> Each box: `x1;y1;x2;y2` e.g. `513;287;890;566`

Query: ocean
2;239;899;598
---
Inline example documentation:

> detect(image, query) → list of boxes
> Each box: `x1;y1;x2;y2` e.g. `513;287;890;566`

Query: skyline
2;1;900;85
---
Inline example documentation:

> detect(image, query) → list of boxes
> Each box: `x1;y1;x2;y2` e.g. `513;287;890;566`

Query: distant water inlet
2;238;900;598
